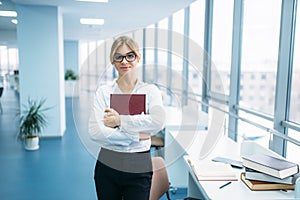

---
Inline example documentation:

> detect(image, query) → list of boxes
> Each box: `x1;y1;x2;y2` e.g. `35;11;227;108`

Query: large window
76;0;300;160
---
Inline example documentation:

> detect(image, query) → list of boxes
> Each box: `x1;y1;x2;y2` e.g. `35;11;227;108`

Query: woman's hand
103;108;121;128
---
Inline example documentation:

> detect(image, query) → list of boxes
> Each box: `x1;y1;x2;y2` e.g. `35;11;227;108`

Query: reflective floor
0;87;187;200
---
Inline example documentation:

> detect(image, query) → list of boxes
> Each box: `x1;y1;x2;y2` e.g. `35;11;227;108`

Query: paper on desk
191;159;238;181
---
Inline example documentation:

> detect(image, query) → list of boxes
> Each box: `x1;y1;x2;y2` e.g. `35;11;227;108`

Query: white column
16;4;66;137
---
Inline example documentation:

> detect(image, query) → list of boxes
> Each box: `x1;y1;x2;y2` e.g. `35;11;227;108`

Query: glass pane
172;9;184;35
94;40;106;85
237;110;271;147
157;18;168;89
0;46;8;73
88;41;97;75
8;48;18;72
286;129;300;164
189;0;205;46
172;8;184;72
79;42;91;92
144;25;155;82
189;0;205;98
240;0;281;115
158;17;168;30
290;5;300;123
211;0;234;96
188;66;202;98
133;29;144;80
171;9;184;97
208;100;229;135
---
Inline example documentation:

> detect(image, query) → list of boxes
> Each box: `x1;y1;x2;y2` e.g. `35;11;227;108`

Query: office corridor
0;87;187;200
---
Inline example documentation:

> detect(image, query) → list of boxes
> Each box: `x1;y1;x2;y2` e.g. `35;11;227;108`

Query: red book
110;94;146;115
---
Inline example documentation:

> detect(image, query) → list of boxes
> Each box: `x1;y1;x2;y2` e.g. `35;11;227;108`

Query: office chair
150;157;171;200
0;87;3;114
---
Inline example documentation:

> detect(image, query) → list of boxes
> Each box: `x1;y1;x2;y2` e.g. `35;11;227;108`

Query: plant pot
24;136;39;151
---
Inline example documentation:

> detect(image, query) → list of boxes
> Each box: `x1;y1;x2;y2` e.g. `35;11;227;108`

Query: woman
88;36;165;200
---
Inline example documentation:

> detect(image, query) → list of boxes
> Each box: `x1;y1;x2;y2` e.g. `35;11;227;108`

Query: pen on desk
219;181;231;189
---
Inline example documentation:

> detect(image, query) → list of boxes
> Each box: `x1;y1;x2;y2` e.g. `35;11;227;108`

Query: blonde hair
110;36;140;64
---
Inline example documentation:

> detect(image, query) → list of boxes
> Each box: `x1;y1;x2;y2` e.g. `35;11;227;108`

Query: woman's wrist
139;132;150;141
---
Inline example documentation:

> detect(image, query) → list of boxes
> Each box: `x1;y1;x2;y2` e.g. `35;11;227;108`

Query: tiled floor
0;87;187;200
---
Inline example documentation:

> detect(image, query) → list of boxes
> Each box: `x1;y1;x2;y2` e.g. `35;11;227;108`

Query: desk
167;129;297;199
162;107;208;187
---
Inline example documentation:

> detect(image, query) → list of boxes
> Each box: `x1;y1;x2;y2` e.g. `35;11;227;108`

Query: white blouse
88;80;165;153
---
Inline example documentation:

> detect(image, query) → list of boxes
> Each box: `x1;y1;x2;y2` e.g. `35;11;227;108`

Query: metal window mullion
234;104;274;122
87;43;91;90
142;28;146;82
95;41;99;80
111;43;117;79
207;91;229;104
202;0;213;112
154;23;158;82
104;41;107;81
167;16;173;105
182;6;190;106
7;49;10;71
272;0;297;156
228;0;244;141
282;121;300;132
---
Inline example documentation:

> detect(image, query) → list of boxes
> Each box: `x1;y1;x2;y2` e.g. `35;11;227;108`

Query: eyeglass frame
113;52;137;63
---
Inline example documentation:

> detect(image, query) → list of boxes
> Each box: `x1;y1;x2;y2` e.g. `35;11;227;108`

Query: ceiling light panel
0;11;17;17
80;18;104;25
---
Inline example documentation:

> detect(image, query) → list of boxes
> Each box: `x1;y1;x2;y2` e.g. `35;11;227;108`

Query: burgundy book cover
110;94;146;115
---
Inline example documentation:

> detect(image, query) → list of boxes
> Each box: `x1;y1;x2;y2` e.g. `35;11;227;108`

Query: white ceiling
0;0;196;46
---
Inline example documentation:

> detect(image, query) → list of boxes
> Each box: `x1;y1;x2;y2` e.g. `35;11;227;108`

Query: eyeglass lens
113;52;136;63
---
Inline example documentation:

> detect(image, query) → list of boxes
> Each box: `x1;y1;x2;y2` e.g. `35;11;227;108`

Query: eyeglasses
113;52;137;63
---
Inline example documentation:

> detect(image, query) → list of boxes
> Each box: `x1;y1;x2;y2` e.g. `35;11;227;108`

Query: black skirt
97;148;152;173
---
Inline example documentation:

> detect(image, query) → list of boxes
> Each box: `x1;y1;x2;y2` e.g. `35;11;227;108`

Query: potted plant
64;69;79;97
64;69;78;81
18;98;50;150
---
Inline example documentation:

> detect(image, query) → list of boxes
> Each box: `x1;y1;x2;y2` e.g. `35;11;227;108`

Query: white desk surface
168;130;295;199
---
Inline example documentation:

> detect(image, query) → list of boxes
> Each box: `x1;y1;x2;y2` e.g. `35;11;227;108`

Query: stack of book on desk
241;154;299;191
